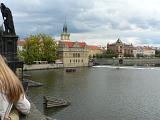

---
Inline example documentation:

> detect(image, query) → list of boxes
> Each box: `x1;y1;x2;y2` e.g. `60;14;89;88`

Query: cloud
1;0;160;46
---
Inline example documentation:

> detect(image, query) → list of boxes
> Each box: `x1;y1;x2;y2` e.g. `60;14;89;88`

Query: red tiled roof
60;41;86;48
17;40;25;46
79;42;86;47
64;41;74;48
143;47;153;51
87;45;101;50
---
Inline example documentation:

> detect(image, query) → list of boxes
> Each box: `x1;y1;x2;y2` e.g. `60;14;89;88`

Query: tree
155;49;160;57
40;34;57;62
103;49;118;58
20;34;57;64
124;53;134;58
136;53;143;58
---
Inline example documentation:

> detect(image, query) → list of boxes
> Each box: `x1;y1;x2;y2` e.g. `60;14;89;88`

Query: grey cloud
1;0;160;46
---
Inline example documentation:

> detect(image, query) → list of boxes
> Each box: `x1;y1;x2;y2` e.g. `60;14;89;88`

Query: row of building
17;24;103;67
17;24;156;67
107;39;155;58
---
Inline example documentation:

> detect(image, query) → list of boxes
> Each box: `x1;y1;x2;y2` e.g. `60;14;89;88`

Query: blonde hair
0;55;24;103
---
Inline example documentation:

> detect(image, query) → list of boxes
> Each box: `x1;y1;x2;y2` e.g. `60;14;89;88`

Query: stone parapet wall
94;58;160;66
22;100;46;120
23;64;63;71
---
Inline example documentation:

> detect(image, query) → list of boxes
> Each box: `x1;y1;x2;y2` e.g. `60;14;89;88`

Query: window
82;59;83;63
70;59;71;63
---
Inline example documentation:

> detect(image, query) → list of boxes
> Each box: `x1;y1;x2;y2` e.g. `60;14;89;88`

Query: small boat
43;96;70;108
65;68;76;72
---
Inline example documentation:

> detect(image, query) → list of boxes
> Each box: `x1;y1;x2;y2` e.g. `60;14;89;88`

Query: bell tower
61;23;70;41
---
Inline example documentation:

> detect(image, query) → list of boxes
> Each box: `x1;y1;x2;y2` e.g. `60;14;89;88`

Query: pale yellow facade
58;42;89;67
87;46;103;57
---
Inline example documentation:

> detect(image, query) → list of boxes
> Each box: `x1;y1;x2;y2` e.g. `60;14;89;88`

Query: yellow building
57;24;89;67
87;45;103;58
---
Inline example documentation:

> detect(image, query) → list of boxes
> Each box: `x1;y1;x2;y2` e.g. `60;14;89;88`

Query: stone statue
0;3;15;35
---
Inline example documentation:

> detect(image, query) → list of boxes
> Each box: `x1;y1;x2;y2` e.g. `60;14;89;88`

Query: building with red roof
107;38;134;58
57;24;89;67
17;40;25;51
87;45;103;58
133;46;155;57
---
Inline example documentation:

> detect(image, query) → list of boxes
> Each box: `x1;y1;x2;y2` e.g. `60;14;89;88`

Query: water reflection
27;66;160;120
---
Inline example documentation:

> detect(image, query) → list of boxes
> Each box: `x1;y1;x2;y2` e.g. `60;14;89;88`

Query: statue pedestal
2;35;18;60
0;3;24;73
0;34;23;72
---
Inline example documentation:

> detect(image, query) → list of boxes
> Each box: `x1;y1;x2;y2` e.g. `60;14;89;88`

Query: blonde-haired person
0;55;30;120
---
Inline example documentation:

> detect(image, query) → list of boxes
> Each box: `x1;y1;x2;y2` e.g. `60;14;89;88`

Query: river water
26;66;160;120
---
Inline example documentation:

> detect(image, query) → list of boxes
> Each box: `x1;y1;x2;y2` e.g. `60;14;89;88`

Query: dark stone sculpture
0;3;23;73
0;3;15;35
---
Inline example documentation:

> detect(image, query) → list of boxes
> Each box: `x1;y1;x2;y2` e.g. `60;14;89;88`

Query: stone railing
23;63;63;71
94;58;160;66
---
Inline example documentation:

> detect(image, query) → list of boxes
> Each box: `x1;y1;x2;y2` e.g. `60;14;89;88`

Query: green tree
103;49;118;58
136;53;143;58
20;34;57;64
40;34;57;62
155;49;160;57
124;53;134;57
96;54;103;58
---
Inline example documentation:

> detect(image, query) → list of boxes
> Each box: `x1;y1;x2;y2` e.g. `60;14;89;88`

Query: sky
1;0;160;46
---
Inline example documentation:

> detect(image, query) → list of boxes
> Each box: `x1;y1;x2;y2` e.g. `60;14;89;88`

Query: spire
116;38;122;43
63;17;68;33
61;19;70;41
63;23;68;33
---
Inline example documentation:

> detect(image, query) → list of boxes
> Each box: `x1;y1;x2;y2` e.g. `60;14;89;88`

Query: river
26;66;160;120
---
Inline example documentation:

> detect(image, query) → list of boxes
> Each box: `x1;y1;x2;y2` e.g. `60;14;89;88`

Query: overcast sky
1;0;160;46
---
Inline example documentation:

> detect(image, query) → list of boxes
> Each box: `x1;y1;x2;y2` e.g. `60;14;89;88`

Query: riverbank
23;63;63;71
94;58;160;66
23;63;93;71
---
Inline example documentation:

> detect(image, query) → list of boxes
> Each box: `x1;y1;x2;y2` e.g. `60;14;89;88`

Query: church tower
61;23;70;41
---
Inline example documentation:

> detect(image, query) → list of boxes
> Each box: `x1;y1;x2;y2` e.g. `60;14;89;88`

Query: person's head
0;55;24;103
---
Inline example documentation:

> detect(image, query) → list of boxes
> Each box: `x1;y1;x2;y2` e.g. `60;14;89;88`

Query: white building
133;46;155;57
143;46;155;57
17;40;25;51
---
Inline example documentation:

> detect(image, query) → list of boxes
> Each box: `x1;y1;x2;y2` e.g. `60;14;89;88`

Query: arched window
81;59;83;63
78;53;80;57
